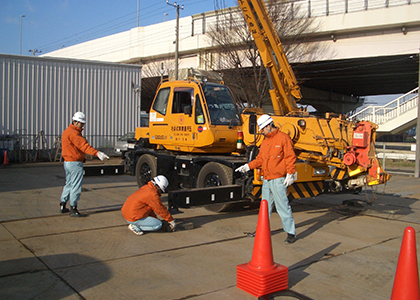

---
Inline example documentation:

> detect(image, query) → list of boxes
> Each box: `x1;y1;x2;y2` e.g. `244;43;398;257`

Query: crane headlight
297;119;306;129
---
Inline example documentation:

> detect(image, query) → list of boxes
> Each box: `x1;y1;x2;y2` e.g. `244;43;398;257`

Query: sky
0;0;237;56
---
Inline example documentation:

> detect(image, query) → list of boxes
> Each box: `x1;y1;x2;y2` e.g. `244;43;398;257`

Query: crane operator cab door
169;87;195;149
149;84;200;152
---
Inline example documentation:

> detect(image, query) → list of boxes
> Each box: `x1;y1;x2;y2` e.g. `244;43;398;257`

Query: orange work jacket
248;128;296;180
61;124;98;162
121;182;174;223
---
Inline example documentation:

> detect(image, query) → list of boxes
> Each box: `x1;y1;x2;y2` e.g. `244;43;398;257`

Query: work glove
284;173;294;187
168;220;177;232
97;151;109;161
235;164;250;173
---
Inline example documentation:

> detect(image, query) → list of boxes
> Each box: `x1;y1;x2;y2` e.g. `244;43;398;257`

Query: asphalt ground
1;158;420;299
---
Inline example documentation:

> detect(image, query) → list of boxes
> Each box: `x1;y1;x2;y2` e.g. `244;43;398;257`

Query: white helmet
153;175;169;193
257;114;273;131
72;111;86;123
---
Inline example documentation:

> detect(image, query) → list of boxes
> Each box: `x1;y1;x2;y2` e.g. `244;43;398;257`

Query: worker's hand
168;220;177;232
284;173;294;187
97;151;109;161
235;164;250;173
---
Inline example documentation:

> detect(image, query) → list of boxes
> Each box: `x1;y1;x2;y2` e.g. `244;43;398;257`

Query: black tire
197;162;234;212
135;154;157;188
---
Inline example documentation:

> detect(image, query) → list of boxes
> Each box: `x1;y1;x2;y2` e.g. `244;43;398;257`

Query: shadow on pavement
288;242;341;288
0;253;112;300
165;189;419;241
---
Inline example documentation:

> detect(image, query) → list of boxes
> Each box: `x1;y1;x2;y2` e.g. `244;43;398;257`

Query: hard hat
153;175;169;193
257;114;273;130
72;111;86;123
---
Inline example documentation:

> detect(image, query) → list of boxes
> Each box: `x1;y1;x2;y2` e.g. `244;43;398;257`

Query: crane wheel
135;154;157;188
197;162;234;213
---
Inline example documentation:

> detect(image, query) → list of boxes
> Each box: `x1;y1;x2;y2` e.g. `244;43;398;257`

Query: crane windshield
202;83;241;126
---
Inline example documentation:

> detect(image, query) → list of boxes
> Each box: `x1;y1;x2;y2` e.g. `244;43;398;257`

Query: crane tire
135;154;157;188
197;162;234;213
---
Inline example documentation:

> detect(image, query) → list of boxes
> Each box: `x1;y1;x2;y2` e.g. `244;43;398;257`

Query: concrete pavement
1;160;420;299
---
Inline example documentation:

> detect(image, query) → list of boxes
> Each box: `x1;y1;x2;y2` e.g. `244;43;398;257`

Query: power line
37;3;166;53
37;0;216;54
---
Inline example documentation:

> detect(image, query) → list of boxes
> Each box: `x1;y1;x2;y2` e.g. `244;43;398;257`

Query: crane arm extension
238;0;301;115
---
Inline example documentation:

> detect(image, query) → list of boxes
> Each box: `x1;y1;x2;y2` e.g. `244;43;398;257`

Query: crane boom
238;0;301;115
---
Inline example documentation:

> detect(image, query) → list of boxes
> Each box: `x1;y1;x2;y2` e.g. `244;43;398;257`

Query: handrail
349;87;418;125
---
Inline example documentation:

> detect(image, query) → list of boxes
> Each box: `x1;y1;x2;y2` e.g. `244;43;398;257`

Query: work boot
60;202;69;213
70;206;85;217
285;233;296;244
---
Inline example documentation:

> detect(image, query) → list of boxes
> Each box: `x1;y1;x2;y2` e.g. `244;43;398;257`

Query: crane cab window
202;83;241;126
195;95;205;124
153;87;170;116
172;88;193;114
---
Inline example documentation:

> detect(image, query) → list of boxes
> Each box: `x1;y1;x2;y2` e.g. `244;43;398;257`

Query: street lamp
20;15;25;55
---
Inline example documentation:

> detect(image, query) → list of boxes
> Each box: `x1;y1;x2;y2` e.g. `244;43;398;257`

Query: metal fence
0;132;121;163
349;88;418;124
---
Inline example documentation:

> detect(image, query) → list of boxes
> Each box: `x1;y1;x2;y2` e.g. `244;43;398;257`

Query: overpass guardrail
349;87;418;126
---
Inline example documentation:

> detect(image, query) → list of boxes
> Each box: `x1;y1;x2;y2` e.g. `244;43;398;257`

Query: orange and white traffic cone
391;226;420;300
237;199;288;297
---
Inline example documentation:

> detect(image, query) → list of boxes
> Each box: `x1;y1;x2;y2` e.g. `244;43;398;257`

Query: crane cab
143;78;242;153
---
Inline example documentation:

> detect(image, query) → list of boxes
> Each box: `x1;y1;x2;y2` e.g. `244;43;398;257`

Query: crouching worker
121;175;176;236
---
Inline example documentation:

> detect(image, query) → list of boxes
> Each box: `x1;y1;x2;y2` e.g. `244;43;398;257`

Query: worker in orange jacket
60;111;109;217
121;175;176;235
236;114;297;244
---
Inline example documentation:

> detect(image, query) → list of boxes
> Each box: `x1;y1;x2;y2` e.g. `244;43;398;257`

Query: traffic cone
391;226;420;300
237;199;288;297
3;151;9;165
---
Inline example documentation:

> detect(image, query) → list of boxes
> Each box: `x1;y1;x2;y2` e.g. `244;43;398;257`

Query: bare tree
141;59;175;80
204;0;318;109
140;59;175;111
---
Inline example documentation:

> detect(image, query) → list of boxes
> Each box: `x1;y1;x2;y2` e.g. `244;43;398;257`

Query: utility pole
28;49;42;56
137;0;139;27
20;15;25;55
160;62;164;82
166;0;184;80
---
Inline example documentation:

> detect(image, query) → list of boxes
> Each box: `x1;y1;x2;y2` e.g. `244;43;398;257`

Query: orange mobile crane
123;0;389;212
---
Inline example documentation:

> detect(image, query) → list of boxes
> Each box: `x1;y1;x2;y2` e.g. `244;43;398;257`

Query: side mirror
249;114;257;134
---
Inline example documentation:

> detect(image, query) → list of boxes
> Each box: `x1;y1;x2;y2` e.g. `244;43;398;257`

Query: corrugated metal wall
0;54;142;153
